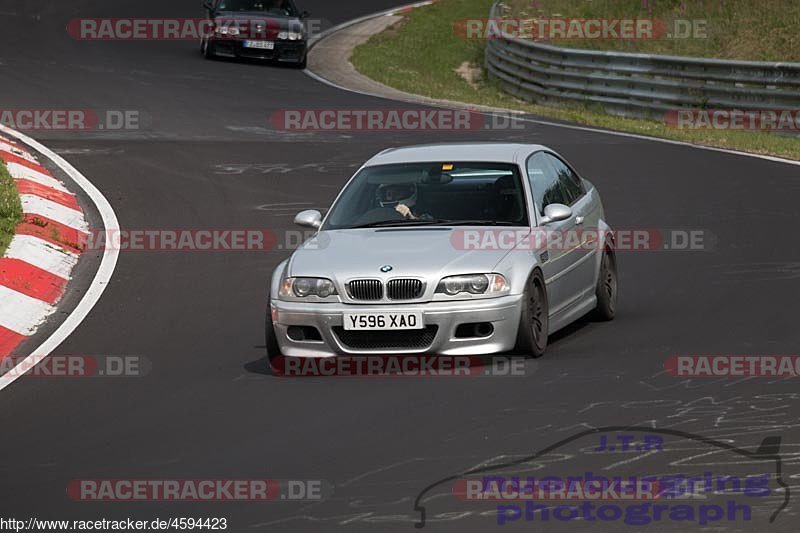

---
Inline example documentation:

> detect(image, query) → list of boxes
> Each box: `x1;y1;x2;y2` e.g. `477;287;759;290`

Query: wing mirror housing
540;203;573;225
294;209;322;230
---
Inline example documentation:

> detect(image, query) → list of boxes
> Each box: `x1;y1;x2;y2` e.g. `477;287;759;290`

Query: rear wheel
594;246;618;320
514;269;549;358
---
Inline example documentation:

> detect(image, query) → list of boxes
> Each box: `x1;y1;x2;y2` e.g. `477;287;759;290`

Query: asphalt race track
1;1;800;531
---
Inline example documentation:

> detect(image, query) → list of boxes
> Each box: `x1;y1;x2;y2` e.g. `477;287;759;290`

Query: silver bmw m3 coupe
266;143;617;359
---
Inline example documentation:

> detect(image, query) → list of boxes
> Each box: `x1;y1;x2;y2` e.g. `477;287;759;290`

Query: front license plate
343;312;424;331
243;40;274;49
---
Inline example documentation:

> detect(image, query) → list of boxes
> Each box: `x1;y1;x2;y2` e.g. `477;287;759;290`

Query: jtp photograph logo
414;427;788;528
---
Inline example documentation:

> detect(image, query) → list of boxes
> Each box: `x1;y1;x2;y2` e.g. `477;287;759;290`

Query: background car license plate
243;40;274;49
343;312;424;331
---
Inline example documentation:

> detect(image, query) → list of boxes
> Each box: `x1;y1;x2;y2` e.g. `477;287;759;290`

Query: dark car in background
201;0;310;68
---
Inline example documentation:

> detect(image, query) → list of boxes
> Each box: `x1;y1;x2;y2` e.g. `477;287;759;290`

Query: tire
292;55;307;69
514;269;549;358
594;246;618;321
265;297;283;364
202;38;216;60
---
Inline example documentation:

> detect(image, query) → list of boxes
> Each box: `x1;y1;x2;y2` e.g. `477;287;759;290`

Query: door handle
575;216;584;225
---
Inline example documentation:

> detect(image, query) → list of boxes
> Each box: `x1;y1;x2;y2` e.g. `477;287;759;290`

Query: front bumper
270;295;524;357
210;38;306;62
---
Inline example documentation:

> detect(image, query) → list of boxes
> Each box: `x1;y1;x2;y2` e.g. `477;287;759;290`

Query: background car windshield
217;0;297;16
324;162;528;229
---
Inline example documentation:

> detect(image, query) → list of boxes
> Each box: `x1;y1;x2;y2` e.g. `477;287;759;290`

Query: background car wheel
202;38;216;60
514;269;549;358
265;298;283;365
292;56;307;69
594;246;618;321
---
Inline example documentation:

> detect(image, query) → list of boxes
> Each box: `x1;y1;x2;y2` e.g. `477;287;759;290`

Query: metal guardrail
485;1;800;120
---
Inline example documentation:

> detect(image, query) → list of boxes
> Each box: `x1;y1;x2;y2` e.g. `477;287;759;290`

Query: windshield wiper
350;219;523;229
429;220;520;226
350;219;448;229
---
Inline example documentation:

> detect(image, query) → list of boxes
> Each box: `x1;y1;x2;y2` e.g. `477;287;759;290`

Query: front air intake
347;279;383;301
387;279;424;300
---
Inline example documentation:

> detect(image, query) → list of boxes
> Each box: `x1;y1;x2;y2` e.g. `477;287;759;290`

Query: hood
214;12;302;29
287;228;519;282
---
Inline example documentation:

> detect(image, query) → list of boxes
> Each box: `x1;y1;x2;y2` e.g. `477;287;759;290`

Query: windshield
323;162;529;230
216;0;298;16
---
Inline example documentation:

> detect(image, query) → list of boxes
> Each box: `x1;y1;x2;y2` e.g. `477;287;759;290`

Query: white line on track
0;125;120;393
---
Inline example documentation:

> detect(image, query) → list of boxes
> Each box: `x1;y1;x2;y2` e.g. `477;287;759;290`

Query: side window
545;154;584;205
526;152;568;216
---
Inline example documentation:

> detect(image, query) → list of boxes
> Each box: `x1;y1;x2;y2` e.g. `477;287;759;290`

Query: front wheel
292;55;307;69
594;246;618;321
202;38;217;59
514;269;549;358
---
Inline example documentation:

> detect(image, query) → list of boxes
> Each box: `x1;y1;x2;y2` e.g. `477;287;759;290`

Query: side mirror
202;0;214;10
540;203;572;225
300;10;311;19
294;209;322;230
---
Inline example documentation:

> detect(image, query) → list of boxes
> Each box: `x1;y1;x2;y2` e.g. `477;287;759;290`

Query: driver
376;183;420;219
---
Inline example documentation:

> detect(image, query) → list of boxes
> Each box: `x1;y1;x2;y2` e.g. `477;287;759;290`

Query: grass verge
0;159;22;256
350;0;800;161
502;0;800;62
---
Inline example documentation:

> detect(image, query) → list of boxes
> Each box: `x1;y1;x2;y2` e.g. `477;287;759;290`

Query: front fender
269;259;290;300
492;247;543;297
593;218;615;285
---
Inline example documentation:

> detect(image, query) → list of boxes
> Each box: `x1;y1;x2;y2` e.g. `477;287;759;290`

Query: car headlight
280;277;338;299
435;274;509;296
277;31;304;40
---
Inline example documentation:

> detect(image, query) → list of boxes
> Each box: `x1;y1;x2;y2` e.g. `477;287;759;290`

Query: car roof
364;143;549;167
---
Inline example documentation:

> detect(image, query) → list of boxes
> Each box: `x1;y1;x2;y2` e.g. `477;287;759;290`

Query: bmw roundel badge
380;265;393;273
